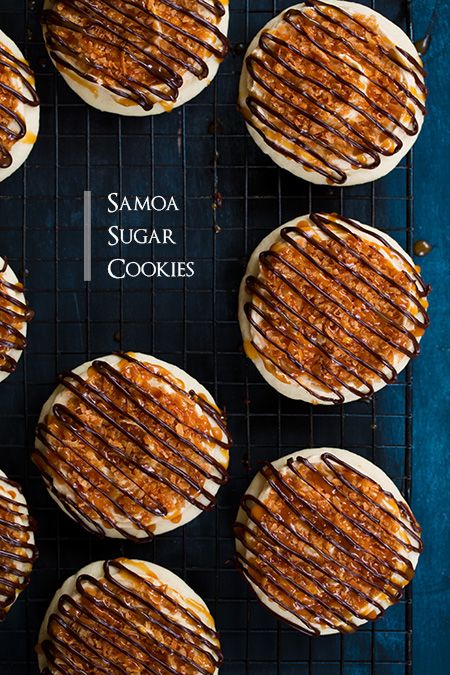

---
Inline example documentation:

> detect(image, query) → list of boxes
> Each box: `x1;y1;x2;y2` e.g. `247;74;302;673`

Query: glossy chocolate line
0;258;33;374
291;6;424;129
281;231;424;338
35;414;161;540
239;493;394;604
247;279;385;394
245;213;429;402
306;213;429;314
0;46;39;169
246;300;370;403
41;559;222;674
237;504;385;627
0;478;37;620
248;273;397;385
78;578;215;668
121;351;232;449
287;458;418;568
242;0;426;184
234;453;420;635
307;1;427;95
34;356;230;540
58;370;223;497
43;0;229;111
261;461;409;584
246;54;381;168
321;453;422;549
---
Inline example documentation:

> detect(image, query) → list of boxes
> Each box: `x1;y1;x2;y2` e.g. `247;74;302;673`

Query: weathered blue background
412;2;450;674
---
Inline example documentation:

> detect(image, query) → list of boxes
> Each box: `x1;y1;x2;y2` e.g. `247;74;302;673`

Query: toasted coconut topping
39;559;222;674
235;452;422;635
0;41;39;168
0;474;38;621
43;0;229;110
244;213;430;403
241;0;426;184
34;353;231;540
0;258;34;375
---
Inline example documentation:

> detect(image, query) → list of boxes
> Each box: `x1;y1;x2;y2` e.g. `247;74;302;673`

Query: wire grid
0;0;416;673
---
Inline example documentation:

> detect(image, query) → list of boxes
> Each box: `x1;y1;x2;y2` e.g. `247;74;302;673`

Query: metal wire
0;0;415;673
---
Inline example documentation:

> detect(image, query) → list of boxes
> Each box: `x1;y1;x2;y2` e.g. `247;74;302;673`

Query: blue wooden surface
412;1;450;674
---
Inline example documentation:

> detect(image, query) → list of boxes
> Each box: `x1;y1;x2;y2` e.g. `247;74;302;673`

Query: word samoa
107;193;179;213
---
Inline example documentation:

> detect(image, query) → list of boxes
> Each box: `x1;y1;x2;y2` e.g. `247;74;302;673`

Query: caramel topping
43;0;229;111
0;43;39;169
34;353;231;541
40;559;222;674
0;258;34;374
234;453;422;635
241;0;426;184
0;475;38;621
244;213;430;403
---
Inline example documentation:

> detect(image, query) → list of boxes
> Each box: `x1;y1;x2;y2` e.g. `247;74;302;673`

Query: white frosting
43;0;229;115
0;469;35;614
235;447;421;635
36;352;229;538
239;1;425;186
0;259;28;384
0;29;39;182
38;558;220;674
238;213;425;404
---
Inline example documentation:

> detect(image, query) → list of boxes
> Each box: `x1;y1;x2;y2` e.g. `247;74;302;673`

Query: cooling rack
0;0;417;673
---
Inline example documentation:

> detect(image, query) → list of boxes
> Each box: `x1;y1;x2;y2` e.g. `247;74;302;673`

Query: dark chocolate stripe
34;354;231;541
0;44;39;169
42;0;229;111
234;452;422;635
40;559;222;674
0;476;38;621
0;257;34;374
241;0;426;184
245;213;430;402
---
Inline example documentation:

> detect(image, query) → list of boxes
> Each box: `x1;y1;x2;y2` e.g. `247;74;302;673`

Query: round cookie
235;448;422;635
239;213;430;404
239;1;426;185
0;469;37;621
0;29;39;182
0;257;34;383
37;558;222;674
42;0;230;115
34;352;231;539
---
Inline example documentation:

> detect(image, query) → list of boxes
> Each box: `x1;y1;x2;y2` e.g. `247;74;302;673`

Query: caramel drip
234;453;422;635
0;257;34;374
34;353;231;541
0;44;39;168
40;559;222;674
0;476;38;621
241;0;426;184
244;213;430;403
42;0;229;111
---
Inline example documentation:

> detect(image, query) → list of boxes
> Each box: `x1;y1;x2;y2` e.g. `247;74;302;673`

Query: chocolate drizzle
0;474;38;621
241;0;427;184
234;452;422;635
0;257;34;375
244;213;430;403
34;353;231;541
40;558;223;674
42;0;229;111
0;43;39;169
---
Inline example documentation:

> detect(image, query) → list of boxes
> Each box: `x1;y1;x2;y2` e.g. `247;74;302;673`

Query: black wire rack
0;0;418;673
